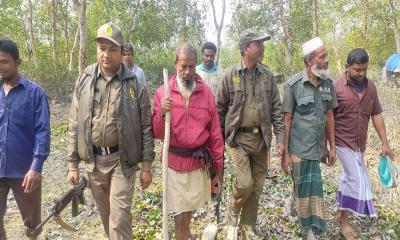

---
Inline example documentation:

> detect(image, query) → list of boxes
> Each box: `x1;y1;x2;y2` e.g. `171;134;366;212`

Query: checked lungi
290;154;326;234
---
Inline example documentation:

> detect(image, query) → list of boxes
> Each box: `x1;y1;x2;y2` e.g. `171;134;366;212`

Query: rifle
215;153;225;223
29;177;87;236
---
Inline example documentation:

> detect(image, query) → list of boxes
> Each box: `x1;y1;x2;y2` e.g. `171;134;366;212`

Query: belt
238;127;261;134
169;145;216;177
93;145;119;156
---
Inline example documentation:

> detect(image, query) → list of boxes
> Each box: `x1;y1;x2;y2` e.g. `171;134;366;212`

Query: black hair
201;42;217;53
347;48;369;65
0;39;20;61
123;43;134;54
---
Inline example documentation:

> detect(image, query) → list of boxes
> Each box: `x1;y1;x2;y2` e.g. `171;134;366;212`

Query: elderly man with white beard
281;37;338;240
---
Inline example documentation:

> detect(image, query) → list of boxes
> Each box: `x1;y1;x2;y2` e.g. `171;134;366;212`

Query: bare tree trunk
20;17;31;57
51;0;59;65
332;18;342;72
361;1;369;47
74;0;88;74
311;0;318;37
179;0;188;43
278;0;292;67
68;25;80;73
125;2;141;43
27;0;38;67
63;0;70;53
389;0;400;52
210;0;226;65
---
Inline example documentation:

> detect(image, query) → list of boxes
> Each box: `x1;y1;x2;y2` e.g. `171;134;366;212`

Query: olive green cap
95;22;124;46
239;29;271;48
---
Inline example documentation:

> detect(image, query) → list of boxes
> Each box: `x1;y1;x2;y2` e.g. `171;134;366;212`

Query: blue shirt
0;75;50;178
196;63;218;74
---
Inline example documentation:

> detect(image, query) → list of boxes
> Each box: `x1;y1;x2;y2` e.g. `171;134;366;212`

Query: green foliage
229;0;400;77
1;0;205;102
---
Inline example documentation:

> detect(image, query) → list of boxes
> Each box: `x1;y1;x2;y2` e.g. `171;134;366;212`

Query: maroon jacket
152;74;224;173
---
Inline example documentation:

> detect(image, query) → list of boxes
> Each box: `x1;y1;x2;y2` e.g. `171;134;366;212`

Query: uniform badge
129;87;136;99
106;26;113;35
319;86;330;93
232;76;240;84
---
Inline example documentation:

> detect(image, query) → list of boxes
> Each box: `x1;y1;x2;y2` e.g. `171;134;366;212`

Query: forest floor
3;79;400;240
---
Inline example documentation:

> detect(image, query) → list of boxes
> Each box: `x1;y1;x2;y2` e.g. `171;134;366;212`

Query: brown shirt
91;67;122;147
333;74;382;152
235;64;265;152
216;61;285;148
240;66;260;127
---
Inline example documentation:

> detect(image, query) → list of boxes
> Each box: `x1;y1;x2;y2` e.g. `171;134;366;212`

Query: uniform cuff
68;161;79;171
30;158;44;172
142;161;152;171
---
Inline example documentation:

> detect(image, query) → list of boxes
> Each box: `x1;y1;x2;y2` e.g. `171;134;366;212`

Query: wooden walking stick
162;68;170;240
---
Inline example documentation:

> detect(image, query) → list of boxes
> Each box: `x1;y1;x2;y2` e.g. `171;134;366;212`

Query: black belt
238;127;261;134
93;145;119;156
169;145;216;177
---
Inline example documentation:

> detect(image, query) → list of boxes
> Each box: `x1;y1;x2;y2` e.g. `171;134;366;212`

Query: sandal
339;224;359;240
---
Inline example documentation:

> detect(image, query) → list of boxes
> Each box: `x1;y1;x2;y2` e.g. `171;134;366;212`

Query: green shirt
282;70;338;160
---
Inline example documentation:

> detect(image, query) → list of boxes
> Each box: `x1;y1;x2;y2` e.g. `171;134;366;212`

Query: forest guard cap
239;29;271;48
95;22;124;46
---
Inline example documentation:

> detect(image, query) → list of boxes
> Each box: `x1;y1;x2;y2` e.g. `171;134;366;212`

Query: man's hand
140;170;152;190
161;97;173;116
276;143;285;158
281;154;291;174
326;148;336;167
321;149;328;165
67;170;80;185
22;170;41;193
382;144;395;161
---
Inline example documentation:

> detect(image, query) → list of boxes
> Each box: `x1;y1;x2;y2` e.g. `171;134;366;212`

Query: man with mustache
196;42;224;97
152;43;224;239
334;48;394;240
281;37;338;239
0;39;50;240
217;29;285;238
66;22;155;239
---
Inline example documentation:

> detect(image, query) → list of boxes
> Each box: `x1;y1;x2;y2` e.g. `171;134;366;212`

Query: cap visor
95;37;121;46
255;34;271;41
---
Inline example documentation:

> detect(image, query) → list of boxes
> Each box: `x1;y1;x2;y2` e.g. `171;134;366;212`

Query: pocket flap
297;95;314;106
321;94;332;101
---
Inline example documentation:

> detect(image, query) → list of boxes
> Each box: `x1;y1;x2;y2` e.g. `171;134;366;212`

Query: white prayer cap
302;37;324;57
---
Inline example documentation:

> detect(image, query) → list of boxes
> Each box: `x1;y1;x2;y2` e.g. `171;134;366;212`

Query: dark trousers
0;178;41;239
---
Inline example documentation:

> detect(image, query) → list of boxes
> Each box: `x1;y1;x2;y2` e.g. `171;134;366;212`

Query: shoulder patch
287;73;302;86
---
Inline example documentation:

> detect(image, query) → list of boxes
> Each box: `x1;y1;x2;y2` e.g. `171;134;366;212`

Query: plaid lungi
290;154;326;234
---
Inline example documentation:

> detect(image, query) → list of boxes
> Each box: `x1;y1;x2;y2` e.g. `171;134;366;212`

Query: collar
301;69;311;84
197;63;218;73
1;74;26;89
96;64;123;80
233;59;265;74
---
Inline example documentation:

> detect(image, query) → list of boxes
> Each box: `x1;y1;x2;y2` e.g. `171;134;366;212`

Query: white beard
311;64;330;80
177;75;196;104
